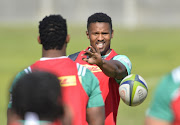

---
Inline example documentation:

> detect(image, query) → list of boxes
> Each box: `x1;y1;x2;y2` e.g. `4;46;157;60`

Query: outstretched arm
86;106;105;125
82;46;129;80
98;59;127;80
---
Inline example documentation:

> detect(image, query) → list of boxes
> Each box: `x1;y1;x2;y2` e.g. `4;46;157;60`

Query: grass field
0;24;180;125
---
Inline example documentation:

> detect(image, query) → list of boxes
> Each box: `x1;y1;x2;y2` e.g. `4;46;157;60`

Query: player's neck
42;49;66;58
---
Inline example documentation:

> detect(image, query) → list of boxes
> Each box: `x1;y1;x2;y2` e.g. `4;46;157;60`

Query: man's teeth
96;43;103;48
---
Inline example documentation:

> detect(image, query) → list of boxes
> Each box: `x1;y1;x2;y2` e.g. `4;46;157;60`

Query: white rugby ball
119;74;148;106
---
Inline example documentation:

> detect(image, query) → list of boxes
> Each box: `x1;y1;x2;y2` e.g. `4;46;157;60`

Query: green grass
1;24;180;125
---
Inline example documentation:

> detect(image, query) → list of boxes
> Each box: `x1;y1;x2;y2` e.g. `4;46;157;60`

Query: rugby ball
119;74;148;106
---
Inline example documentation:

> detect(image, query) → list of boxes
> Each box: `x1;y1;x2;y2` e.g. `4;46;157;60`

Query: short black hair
12;71;64;120
87;12;112;31
39;15;67;50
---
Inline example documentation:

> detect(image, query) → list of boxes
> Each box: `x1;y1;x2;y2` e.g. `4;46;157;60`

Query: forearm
97;59;127;80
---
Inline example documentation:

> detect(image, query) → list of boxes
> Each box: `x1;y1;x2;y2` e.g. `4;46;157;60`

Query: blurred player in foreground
145;66;180;125
9;71;68;125
69;12;132;125
7;14;105;125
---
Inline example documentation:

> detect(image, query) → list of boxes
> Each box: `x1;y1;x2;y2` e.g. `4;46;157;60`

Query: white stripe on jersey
76;63;80;69
82;67;86;76
24;67;32;74
172;66;180;84
78;63;83;76
76;63;86;76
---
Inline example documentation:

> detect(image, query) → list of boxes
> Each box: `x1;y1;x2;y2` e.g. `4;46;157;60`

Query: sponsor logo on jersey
82;64;102;72
58;75;77;86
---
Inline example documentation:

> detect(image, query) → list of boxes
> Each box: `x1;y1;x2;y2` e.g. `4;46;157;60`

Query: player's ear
86;31;90;39
37;36;41;44
65;35;70;43
111;30;114;38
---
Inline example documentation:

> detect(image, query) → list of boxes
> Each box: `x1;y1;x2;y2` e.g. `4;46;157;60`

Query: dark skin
7;34;105;125
7;109;21;125
87;106;105;125
82;22;128;80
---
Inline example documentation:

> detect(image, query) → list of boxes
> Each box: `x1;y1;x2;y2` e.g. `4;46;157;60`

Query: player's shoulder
76;63;92;76
113;54;130;60
154;67;180;97
23;66;32;73
113;54;132;74
160;66;180;86
9;66;31;92
112;54;131;65
76;63;100;97
171;66;180;84
68;51;81;61
15;67;31;80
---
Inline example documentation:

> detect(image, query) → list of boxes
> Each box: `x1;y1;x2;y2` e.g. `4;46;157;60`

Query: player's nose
97;34;104;41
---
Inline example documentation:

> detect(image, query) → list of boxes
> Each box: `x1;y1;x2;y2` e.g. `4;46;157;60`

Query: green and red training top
69;49;132;125
146;66;180;125
8;56;104;125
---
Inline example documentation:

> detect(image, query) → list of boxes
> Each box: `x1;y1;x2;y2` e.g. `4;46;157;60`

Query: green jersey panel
113;55;132;75
113;55;132;84
77;63;104;108
146;71;180;122
8;70;27;108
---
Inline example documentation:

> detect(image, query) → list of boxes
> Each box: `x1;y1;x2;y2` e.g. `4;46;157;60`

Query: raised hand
82;46;104;66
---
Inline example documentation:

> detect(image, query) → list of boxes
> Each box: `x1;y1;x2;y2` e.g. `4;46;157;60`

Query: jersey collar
40;56;68;61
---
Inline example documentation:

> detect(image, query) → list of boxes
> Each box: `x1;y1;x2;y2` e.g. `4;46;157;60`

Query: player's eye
92;32;99;36
102;32;109;35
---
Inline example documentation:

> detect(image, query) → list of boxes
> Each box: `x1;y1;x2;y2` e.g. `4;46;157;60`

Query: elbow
115;67;128;80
